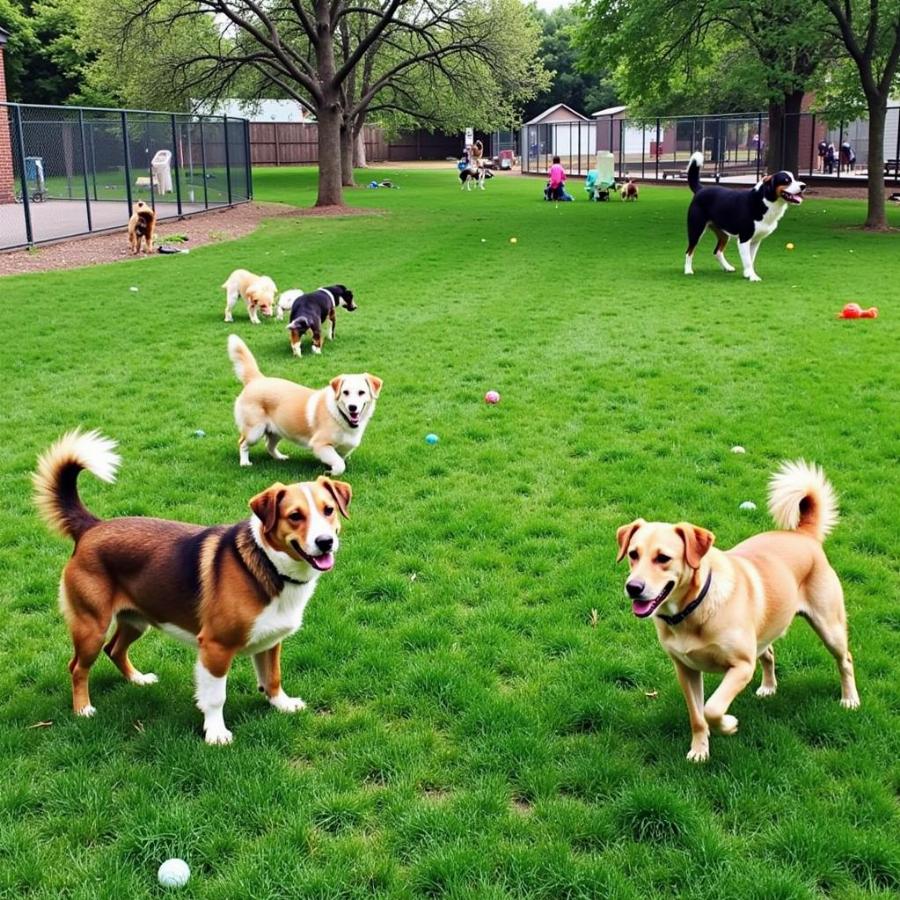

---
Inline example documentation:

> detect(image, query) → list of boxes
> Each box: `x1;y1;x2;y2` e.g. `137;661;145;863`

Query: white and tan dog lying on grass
228;335;382;475
616;460;858;763
223;269;277;324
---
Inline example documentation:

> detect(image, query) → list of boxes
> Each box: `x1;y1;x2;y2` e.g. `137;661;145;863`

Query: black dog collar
281;572;310;586
658;571;713;627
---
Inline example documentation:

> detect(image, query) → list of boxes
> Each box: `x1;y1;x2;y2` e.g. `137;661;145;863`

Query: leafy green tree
339;0;549;180
576;0;834;172
818;0;900;228
0;0;98;104
523;5;615;121
77;0;548;206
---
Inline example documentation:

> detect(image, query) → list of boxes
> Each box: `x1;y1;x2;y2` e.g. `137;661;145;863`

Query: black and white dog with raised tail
684;151;806;282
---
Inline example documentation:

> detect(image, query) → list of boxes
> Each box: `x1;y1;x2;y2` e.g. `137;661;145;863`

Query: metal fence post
171;113;183;215
894;108;900;185
655;118;660;180
88;120;99;200
223;116;233;205
837;120;844;180
78;109;93;233
244;119;253;199
756;113;763;179
122;110;134;212
618;118;624;177
577;122;582;176
13;104;34;246
641;120;646;179
198;118;210;209
809;114;816;177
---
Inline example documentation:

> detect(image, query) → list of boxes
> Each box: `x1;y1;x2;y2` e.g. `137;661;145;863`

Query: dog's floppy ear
330;376;344;397
365;374;383;398
317;476;352;519
287;316;309;332
250;483;287;533
616;518;646;562
675;523;715;569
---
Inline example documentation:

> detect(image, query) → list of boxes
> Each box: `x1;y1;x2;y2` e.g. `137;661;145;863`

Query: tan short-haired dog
127;200;156;254
616;461;858;763
34;429;351;745
223;269;277;324
228;335;382;475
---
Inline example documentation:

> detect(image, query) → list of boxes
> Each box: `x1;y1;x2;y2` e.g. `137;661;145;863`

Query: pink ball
484;390;500;405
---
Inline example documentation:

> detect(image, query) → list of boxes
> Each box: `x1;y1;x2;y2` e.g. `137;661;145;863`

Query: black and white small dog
459;164;493;191
276;285;357;357
684;151;805;282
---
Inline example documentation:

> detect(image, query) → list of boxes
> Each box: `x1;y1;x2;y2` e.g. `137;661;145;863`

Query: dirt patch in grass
0;201;379;277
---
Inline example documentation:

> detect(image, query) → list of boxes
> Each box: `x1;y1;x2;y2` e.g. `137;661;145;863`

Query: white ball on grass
739;501;757;511
158;859;190;888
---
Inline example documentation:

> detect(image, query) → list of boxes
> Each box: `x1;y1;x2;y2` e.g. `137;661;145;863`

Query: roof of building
524;103;589;125
591;105;628;118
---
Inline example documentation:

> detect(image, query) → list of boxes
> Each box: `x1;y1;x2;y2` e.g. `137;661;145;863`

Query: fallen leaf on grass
27;721;53;729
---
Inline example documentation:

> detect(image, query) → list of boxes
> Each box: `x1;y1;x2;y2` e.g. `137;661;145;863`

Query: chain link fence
520;108;900;185
0;102;252;251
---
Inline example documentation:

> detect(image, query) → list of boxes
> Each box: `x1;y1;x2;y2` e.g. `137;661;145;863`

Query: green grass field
1;167;899;898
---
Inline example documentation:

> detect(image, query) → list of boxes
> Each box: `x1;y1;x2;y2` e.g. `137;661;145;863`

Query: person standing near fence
840;141;856;172
825;143;836;174
817;140;828;173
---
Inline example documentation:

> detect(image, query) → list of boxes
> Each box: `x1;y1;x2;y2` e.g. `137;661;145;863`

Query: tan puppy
228;335;382;475
34;429;351;744
127;200;156;254
616;461;858;763
223;269;277;324
620;179;639;201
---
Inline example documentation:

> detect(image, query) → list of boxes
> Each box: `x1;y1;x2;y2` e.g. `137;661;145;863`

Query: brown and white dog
127;200;156;254
223;269;278;324
34;429;351;744
620;179;639;201
616;460;858;763
228;335;382;475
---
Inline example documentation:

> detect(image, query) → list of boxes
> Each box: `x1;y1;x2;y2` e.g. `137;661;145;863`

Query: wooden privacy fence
250;122;387;165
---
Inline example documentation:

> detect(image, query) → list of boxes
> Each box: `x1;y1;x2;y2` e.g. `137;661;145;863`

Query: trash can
24;156;46;200
151;149;173;194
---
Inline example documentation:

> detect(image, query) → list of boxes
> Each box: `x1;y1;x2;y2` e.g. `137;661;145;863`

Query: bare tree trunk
314;1;344;207
781;89;804;174
864;94;887;229
766;101;783;174
760;102;784;172
316;101;344;206
340;122;355;187
354;127;367;168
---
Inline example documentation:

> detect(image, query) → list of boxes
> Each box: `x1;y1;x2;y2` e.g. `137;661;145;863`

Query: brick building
0;27;14;203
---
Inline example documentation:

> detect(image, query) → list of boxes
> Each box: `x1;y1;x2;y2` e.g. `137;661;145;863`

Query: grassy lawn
1;166;899;898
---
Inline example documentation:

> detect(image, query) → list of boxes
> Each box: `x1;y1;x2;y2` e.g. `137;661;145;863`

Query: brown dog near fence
128;201;156;254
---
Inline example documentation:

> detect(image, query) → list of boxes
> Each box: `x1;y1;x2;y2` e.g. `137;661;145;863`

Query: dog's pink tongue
632;599;654;618
313;553;335;571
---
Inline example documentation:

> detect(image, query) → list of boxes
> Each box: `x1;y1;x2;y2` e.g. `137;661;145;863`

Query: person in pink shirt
548;156;567;200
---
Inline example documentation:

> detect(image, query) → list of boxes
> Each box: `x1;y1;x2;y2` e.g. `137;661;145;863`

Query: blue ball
425;433;439;445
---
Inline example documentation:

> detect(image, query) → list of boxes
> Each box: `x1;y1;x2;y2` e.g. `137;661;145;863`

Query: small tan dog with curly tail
616;460;859;763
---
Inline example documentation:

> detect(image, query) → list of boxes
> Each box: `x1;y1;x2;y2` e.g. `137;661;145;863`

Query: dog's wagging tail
34;429;121;541
687;151;705;194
